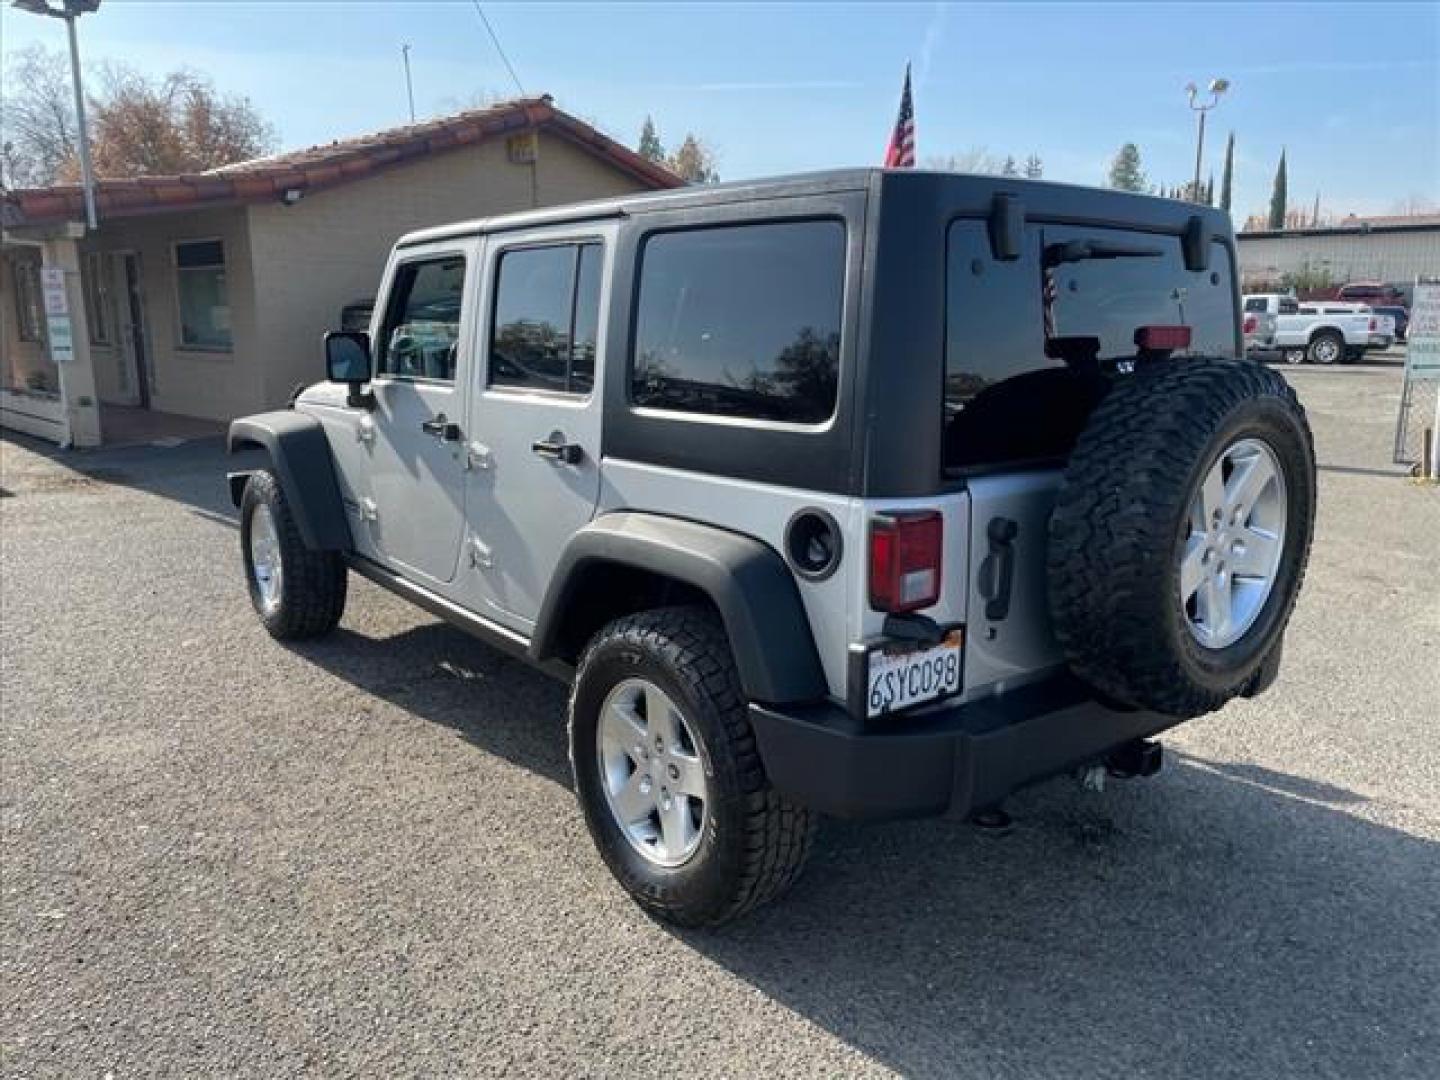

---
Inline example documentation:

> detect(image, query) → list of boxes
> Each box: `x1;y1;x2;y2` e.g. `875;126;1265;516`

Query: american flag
884;64;915;168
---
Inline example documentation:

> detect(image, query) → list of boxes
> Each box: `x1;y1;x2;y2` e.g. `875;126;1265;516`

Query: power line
471;1;526;98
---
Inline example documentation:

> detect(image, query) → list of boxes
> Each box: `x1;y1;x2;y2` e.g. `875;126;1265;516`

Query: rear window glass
943;220;1236;471
631;220;845;424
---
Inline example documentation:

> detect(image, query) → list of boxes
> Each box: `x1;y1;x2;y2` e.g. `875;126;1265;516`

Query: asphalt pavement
2;362;1437;1078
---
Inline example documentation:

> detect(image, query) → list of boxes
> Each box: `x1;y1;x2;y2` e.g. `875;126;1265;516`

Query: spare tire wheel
1047;358;1315;718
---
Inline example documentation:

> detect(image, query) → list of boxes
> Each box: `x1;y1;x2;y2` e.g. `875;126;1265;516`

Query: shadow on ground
292;616;1438;1079
1;431;255;527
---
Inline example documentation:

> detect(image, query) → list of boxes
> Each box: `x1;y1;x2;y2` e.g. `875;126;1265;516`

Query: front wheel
569;607;815;927
240;470;347;640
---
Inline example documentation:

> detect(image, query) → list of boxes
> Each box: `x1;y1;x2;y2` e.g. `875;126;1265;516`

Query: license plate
866;630;963;718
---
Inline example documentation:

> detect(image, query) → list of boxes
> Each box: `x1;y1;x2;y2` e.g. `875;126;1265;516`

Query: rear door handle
531;434;583;465
420;414;461;441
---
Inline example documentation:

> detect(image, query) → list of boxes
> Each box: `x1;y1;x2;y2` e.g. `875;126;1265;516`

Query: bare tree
78;65;276;177
0;45;78;187
666;133;719;184
925;147;1006;174
2;47;277;185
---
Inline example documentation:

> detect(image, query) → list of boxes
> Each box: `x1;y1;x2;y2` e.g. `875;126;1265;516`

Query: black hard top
399;168;1233;248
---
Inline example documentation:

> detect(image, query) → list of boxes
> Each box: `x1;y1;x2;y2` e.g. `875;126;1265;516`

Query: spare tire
1047;358;1315;718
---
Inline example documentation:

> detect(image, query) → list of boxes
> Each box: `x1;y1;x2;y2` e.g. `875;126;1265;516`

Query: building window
174;239;231;350
375;256;466;382
489;242;602;395
631;220;845;424
83;252;112;345
12;259;44;343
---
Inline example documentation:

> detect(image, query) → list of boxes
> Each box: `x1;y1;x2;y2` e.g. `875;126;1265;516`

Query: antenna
401;43;416;123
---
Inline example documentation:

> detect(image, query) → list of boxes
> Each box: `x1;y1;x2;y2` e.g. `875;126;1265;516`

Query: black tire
1048;358;1315;718
239;470;347;640
569;606;815;927
1307;330;1343;365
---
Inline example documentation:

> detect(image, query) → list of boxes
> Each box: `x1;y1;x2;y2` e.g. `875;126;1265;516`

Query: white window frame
82;251;113;345
11;258;44;343
172;237;232;352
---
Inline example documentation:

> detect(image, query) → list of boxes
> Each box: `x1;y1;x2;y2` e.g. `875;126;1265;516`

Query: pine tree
1268;149;1287;229
1205;172;1215;206
1219;132;1234;212
638;115;664;163
1001;155;1018;176
1107;143;1147;192
1023;154;1043;179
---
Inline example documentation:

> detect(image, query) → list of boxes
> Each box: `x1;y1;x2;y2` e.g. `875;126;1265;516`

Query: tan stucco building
1;97;679;446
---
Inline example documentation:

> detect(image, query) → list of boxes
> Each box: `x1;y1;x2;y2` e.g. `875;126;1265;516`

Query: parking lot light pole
1185;78;1229;203
11;0;102;230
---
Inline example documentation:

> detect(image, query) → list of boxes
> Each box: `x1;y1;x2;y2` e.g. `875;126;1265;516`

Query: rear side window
1279;298;1300;314
490;242;602;395
943;220;1236;472
631;220;845;424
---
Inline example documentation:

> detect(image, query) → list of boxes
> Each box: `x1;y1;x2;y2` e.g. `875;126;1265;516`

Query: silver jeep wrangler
229;170;1315;926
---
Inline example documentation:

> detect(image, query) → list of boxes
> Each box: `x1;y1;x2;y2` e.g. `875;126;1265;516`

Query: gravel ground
2;363;1437;1079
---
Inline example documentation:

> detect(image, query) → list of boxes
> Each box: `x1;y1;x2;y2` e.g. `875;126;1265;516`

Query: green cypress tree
1107;143;1147;192
638;115;664;163
1268;150;1288;229
1219;132;1235;212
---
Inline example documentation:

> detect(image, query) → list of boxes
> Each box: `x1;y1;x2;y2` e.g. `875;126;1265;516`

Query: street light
1185;77;1230;204
10;0;102;230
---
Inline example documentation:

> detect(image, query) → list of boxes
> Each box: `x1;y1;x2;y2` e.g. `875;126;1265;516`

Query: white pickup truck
1243;294;1395;364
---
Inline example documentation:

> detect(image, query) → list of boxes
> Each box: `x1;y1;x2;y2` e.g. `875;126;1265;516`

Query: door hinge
359;497;379;523
467;536;493;570
465;441;493;471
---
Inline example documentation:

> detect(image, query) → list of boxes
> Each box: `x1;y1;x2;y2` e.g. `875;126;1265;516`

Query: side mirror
325;330;371;384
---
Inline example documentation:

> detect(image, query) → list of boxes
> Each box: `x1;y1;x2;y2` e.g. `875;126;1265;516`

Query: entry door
366;244;475;587
466;226;613;630
114;253;150;407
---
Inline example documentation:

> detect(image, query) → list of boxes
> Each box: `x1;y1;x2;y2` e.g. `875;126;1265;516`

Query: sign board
40;266;74;364
41;265;70;317
1406;283;1440;376
47;315;74;364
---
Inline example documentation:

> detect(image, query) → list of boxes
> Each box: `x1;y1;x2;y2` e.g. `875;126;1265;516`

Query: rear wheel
569;607;815;927
240;470;347;640
1307;331;1343;365
1048;359;1315;717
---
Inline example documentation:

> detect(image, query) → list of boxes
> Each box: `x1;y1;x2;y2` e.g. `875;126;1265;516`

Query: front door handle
420;414;461;441
531;433;583;465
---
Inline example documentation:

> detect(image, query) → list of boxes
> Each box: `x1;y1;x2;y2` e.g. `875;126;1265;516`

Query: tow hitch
1104;738;1164;779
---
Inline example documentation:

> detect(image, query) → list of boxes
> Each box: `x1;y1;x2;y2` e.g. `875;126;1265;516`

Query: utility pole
401;43;416;124
12;0;101;229
1185;78;1229;203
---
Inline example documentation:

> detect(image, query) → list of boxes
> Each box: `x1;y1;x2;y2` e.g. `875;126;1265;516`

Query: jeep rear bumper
748;674;1181;820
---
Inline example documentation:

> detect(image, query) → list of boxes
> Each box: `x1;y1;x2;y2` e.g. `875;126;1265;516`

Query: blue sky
3;1;1436;220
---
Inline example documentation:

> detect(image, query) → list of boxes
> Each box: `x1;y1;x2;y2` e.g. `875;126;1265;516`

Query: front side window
11;259;43;343
489;242;602;394
83;252;111;345
632;220;845;424
174;239;231;349
376;256;466;381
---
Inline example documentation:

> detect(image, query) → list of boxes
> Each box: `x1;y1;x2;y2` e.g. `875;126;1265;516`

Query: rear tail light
869;511;943;613
1243;314;1258;335
1135;325;1193;351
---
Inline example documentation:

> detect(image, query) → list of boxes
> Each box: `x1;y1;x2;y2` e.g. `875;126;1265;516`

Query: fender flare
532;512;828;706
227;411;352;551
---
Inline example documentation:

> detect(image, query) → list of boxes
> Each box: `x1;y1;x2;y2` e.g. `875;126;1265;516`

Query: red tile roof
2;97;681;227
